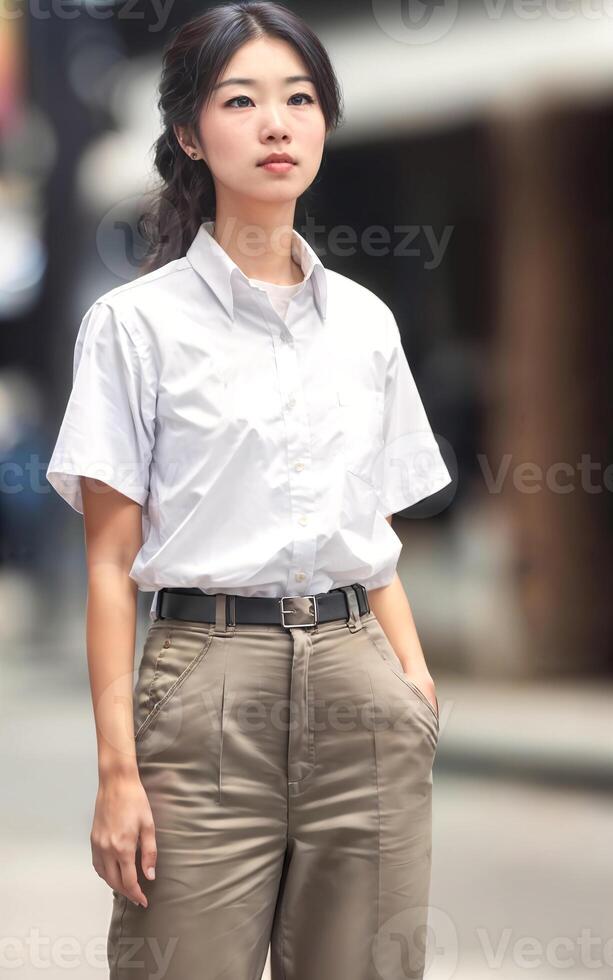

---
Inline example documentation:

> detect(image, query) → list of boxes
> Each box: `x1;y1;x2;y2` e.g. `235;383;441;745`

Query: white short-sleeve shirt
46;220;453;620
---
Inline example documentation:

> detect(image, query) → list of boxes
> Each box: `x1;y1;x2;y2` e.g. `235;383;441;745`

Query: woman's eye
288;93;315;106
225;93;315;108
226;95;253;108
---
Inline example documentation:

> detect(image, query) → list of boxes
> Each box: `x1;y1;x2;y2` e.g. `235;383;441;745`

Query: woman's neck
210;217;303;285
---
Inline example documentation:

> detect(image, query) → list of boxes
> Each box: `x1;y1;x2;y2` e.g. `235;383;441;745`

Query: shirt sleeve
46;300;157;515
377;305;452;516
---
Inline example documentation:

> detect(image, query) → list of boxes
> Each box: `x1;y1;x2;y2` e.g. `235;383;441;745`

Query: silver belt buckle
280;594;318;628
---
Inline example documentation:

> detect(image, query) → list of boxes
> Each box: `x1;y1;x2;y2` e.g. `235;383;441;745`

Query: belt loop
213;593;236;636
338;585;363;632
155;589;164;621
359;583;370;614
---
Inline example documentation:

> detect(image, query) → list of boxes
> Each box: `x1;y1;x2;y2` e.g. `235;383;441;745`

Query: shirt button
163;639;171;648
295;572;306;582
287;397;296;409
298;515;308;526
294;462;304;472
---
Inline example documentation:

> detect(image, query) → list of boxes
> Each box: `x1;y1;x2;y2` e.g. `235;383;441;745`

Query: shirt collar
186;220;328;323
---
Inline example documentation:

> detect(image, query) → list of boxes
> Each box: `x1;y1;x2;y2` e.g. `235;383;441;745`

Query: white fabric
247;276;304;322
46;220;452;620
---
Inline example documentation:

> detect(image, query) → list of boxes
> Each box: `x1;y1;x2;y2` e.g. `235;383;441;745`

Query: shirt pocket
336;382;384;486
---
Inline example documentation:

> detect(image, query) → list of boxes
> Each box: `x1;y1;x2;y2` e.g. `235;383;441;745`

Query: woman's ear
173;123;197;159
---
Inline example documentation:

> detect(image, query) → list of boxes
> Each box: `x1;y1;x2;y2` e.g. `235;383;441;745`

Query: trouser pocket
134;620;215;742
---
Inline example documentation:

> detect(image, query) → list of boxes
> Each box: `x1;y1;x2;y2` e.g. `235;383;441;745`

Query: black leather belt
155;583;370;628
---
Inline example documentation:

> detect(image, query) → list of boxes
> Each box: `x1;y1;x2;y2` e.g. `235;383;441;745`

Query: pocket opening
134;631;215;741
365;619;439;727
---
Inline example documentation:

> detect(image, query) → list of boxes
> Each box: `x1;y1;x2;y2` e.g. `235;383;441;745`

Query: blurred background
1;0;611;978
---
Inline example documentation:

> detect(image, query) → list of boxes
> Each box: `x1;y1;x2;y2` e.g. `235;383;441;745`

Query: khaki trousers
107;598;440;980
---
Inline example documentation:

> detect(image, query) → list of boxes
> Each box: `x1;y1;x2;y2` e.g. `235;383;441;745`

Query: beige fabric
107;605;439;980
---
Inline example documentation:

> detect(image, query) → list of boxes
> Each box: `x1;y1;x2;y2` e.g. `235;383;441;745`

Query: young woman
46;4;452;978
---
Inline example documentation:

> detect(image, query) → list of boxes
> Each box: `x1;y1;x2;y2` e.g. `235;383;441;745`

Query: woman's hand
91;772;157;908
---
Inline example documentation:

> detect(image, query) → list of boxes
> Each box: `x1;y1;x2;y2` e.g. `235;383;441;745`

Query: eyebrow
213;75;315;91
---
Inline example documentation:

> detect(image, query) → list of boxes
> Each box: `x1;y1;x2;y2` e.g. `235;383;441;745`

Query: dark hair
138;0;344;274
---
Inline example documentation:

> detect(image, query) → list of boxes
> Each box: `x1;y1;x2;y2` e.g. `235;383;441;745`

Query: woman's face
193;35;327;210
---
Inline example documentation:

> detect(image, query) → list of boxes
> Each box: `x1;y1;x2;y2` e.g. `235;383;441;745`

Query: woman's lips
259;161;296;173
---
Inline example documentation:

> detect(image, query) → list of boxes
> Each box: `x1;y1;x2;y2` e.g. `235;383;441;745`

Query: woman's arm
81;476;156;909
366;515;438;716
